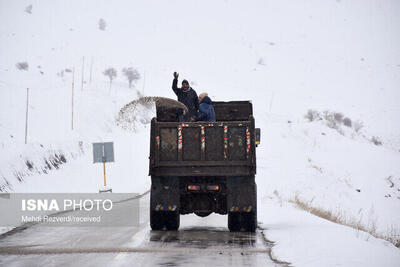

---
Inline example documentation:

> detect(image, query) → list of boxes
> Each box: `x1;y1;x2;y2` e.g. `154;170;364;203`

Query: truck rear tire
244;211;257;232
228;211;257;232
150;176;180;231
228;212;241;232
165;212;180;230
150;210;164;230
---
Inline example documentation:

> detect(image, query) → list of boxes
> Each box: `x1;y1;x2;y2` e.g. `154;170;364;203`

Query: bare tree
333;112;344;123
122;67;141;88
99;18;107;31
305;109;321;122
16;62;29;71
353;120;364;133
25;5;32;14
57;70;64;78
103;67;117;91
343;117;352;127
370;136;382;146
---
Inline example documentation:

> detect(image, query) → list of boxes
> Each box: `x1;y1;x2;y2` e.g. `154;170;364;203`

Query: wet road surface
0;193;288;267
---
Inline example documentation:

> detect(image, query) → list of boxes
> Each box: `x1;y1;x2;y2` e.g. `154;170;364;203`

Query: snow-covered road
0;192;286;267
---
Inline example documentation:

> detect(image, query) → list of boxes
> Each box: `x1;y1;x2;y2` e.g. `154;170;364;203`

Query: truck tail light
187;185;200;191
255;128;261;146
206;185;220;191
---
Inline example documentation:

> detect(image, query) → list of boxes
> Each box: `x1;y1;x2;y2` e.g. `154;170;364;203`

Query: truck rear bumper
151;176;256;217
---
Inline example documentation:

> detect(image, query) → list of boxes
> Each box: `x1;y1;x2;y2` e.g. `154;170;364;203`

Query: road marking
0;247;270;255
130;227;147;241
114;252;127;260
113;226;149;260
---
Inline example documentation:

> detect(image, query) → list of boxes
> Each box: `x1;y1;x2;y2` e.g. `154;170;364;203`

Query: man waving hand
172;72;199;121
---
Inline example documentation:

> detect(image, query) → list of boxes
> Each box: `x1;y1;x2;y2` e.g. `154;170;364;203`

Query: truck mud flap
226;176;257;213
150;176;180;212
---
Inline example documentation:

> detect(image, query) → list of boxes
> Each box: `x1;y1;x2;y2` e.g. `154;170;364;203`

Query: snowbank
259;199;400;267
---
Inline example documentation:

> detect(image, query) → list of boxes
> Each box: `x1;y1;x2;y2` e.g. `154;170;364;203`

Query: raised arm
172;72;180;96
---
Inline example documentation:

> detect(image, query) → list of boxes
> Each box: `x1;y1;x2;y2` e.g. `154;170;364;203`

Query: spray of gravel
116;97;188;131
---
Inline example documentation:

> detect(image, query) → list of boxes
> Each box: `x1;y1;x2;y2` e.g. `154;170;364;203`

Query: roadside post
93;142;114;193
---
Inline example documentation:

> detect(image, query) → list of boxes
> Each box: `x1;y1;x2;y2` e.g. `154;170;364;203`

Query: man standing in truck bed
172;72;199;121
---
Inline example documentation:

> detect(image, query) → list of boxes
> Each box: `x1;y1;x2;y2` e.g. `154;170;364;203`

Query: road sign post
103;162;106;186
93;142;114;193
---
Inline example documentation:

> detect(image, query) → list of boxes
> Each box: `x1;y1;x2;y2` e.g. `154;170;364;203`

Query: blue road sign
93;142;114;163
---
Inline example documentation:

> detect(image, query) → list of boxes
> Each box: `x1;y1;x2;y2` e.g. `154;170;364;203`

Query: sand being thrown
116;97;188;131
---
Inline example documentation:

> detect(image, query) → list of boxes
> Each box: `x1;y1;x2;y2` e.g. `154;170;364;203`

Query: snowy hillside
0;0;399;266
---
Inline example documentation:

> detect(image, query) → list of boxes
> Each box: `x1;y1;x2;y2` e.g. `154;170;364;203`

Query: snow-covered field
1;0;399;266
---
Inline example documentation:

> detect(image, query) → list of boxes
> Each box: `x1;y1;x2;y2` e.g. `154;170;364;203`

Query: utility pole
142;70;146;95
25;88;29;144
81;56;85;91
269;92;274;112
89;57;93;84
71;67;75;130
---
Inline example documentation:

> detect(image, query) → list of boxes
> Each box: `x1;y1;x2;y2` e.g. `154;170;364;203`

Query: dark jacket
172;79;199;119
197;96;216;122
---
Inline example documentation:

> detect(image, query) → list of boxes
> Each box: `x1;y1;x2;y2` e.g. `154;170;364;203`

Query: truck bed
149;118;256;176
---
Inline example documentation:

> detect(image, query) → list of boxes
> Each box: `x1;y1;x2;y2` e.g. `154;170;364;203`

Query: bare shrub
103;67;117;91
322;111;338;129
305;109;321;122
343;117;352;127
387;225;400;248
98;18;106;31
321;110;328;119
25;5;32;14
370;136;383;146
386;176;394;188
122;67;140;88
308;158;323;173
16;62;29;71
56;70;64;78
305;110;369;138
291;195;399;247
353;120;364;132
326;120;337;129
257;57;266;66
322;110;332;122
333;112;344;123
136;90;144;98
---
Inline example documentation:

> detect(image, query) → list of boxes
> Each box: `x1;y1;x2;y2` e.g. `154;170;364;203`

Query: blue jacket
197;96;216;122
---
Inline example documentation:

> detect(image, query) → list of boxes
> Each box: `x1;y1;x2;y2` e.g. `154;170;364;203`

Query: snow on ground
1;0;399;266
259;199;400;267
257;112;400;243
0;79;152;193
256;113;400;266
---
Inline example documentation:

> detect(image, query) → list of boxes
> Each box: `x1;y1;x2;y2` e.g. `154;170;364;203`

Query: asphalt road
0;193;288;267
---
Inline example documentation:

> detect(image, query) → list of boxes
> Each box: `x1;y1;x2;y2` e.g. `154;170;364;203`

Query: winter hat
182;79;189;85
199;92;208;99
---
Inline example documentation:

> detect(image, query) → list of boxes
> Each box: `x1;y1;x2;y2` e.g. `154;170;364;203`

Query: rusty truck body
149;101;259;232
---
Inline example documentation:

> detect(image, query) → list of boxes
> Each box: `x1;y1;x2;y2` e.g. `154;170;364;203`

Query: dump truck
148;100;260;232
